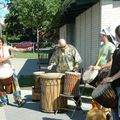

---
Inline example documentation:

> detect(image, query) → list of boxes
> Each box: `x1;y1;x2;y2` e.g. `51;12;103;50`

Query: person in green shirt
89;28;115;87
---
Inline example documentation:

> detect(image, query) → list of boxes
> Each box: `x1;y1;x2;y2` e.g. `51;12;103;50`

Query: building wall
59;24;75;45
59;25;67;40
75;2;100;68
59;0;120;69
101;0;120;35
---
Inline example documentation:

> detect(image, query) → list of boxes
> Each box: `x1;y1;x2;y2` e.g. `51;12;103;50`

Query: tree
12;0;61;42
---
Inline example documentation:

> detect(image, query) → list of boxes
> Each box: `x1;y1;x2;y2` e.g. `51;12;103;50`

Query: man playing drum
86;28;115;87
47;38;83;110
0;37;32;107
101;25;120;120
84;28;115;120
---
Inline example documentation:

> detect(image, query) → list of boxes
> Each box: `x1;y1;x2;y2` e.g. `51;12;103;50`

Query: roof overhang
60;0;99;26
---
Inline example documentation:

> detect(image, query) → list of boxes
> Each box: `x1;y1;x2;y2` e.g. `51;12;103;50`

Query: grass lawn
14;52;38;59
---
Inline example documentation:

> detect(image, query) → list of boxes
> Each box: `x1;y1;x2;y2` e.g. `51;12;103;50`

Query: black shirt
111;45;120;87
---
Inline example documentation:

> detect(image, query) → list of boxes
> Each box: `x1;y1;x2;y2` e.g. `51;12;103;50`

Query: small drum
92;83;117;109
32;71;45;101
83;67;110;87
63;72;81;96
83;68;98;85
0;66;14;94
39;73;67;113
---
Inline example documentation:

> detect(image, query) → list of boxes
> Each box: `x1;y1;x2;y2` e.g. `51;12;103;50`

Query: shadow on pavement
21;95;40;111
21;94;88;120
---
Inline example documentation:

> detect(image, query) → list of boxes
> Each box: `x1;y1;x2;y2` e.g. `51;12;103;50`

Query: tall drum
63;72;81;96
40;73;67;113
32;71;45;101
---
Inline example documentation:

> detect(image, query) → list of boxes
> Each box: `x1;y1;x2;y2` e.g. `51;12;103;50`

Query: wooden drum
32;71;45;101
0;66;14;94
63;72;81;96
92;83;117;109
40;73;67;113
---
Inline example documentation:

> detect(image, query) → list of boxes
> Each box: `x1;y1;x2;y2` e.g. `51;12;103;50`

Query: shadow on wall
14;59;39;77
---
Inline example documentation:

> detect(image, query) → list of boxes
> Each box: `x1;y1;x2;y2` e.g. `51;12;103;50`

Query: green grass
18;75;34;87
14;52;38;59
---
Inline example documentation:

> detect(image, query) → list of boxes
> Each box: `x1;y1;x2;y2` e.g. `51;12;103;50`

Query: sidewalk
1;88;92;120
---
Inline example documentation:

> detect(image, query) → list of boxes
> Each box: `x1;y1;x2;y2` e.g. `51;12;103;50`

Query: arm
9;46;31;52
101;71;120;84
100;54;113;69
0;55;13;63
73;47;82;71
110;71;120;82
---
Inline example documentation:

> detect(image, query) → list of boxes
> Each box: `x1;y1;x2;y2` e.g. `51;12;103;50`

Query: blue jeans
112;87;120;120
12;71;22;101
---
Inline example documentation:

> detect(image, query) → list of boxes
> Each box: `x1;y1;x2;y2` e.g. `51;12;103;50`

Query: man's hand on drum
93;66;101;70
47;65;53;70
100;77;113;84
89;65;101;70
72;67;79;72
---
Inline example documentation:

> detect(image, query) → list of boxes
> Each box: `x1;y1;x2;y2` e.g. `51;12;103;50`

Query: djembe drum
83;67;99;87
92;83;117;109
32;71;45;101
39;73;67;113
0;66;14;94
83;67;110;87
63;72;81;96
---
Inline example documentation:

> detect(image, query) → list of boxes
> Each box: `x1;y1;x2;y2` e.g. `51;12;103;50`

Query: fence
8;42;36;52
38;47;56;64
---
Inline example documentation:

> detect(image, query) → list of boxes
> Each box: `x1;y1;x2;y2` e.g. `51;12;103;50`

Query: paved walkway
1;88;92;120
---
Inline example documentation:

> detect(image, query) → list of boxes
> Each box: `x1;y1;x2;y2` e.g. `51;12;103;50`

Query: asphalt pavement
0;88;92;120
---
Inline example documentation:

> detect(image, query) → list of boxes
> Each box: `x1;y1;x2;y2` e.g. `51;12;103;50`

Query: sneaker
0;102;5;107
17;99;26;107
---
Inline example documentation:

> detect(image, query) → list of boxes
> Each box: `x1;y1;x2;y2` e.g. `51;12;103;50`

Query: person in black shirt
101;25;120;120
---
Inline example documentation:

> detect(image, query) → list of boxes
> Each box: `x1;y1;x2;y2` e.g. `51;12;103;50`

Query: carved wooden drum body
39;73;67;113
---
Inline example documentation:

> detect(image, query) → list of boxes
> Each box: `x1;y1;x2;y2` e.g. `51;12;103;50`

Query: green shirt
49;44;82;73
98;42;115;66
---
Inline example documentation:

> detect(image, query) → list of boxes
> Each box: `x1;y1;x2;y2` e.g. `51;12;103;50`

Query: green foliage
4;3;24;36
13;0;61;31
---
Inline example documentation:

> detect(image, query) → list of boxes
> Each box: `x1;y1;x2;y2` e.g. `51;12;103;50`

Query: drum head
0;66;13;79
39;73;64;79
65;72;81;76
83;69;98;83
92;83;110;98
33;71;45;76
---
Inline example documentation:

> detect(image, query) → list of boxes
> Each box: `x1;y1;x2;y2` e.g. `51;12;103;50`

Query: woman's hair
0;37;4;45
107;35;115;45
115;25;120;38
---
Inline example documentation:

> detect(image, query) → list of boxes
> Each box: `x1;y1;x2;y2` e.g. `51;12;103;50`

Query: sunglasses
59;45;66;49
